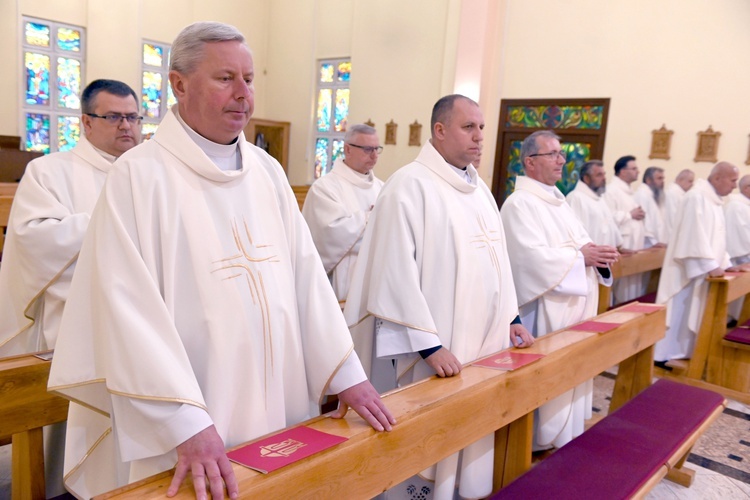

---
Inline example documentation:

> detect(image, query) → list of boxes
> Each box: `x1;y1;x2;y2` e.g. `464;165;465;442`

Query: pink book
474;351;545;371
619;303;662;314
570;320;620;333
227;426;348;473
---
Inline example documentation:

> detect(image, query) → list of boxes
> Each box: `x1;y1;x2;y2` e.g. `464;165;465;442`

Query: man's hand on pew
510;323;535;348
727;264;750;273
581;243;619;267
332;380;396;431
423;346;463;378
167;425;238;500
709;267;725;277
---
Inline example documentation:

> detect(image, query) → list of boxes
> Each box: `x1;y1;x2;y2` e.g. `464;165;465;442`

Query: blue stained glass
26;113;50;154
25;22;50;47
141;123;159;141
142;71;162;118
57;57;81;109
25;52;50;106
320;63;334;83
334;89;349;132
332;140;344;164
57;116;80;151
143;43;163;67
57;28;81;52
315;138;329;179
317;89;332;132
337;61;351;82
167;83;176;108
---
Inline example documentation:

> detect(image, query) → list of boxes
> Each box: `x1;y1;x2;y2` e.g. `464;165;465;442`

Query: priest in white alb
345;95;534;500
663;169;695;242
603;155;647;303
566;159;623;249
0;79;141;499
48;22;394;500
302;123;384;307
655;162;748;363
0;79;141;357
723;174;750;320
633;166;667;248
501;130;617;450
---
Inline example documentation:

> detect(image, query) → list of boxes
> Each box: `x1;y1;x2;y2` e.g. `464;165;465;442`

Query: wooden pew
96;304;665;499
598;246;666;313
0;352;70;499
664;272;750;403
0;183;18;196
1;195;13;260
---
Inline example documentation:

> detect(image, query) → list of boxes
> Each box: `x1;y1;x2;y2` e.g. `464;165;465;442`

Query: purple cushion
725;327;750;345
491;379;724;500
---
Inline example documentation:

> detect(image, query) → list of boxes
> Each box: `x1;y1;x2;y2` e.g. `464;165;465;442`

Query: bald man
655;162;749;364
724;175;750;320
663;169;695;242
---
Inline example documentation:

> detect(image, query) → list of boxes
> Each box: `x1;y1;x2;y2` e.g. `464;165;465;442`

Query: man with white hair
48;22;394;499
663;169;695;241
634;166;667;248
302;124;384;306
656;162;748;365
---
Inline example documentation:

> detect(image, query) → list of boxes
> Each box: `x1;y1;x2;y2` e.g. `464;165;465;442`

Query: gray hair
344;124;376;143
170;22;246;74
520;130;561;165
579;159;604;180
642;166;664;183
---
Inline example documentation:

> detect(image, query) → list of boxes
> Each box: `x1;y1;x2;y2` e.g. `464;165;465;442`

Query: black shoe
727;319;738;328
654;360;673;371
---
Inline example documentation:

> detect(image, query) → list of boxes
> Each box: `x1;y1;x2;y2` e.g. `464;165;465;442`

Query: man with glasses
500;130;618;452
0;78;141;357
302;124;384;307
345;95;533;499
603;155;648;303
0;78;140;498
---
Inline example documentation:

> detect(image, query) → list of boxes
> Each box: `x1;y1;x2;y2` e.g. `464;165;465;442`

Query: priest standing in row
48;22;394;500
0;78;141;499
723;174;750;320
345;94;533;500
302;124;384;308
501;130;617;450
634;166;667;248
603;155;647;303
566;159;623;250
0;79;141;357
664;168;695;242
655;162;748;364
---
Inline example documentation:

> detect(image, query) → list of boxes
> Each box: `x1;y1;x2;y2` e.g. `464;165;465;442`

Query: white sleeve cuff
553;253;588;296
327;350;368;394
112;397;213;462
683;257;719;280
375;319;440;357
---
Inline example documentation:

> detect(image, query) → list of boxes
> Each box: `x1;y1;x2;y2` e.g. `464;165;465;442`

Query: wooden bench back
96;305;665;499
0;195;13;259
598;247;666;313
291;185;309;211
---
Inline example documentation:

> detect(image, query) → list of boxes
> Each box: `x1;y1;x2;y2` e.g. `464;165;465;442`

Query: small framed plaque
408;120;422;146
648;124;673;160
385;119;397;145
694;126;720;163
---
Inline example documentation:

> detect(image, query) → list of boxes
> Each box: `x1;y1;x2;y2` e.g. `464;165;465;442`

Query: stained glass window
25;52;50;105
57;57;81;109
505;105;604;130
313;58;350;179
57;28;81;52
26;113;51;154
22;17;85;153
141;40;173;135
25;22;50;47
57;116;80;152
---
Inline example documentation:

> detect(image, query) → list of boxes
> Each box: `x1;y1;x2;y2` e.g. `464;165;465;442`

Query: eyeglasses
529;150;567;160
85;113;144;125
348;143;384;155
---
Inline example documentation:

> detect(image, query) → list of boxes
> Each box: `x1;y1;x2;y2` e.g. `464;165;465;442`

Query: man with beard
567;160;624;249
664;168;695;241
634;166;667;248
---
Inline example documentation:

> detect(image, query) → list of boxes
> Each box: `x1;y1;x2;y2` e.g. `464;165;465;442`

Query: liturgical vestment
633;183;667;247
566;180;623;248
501;175;610;449
603;176;647;303
724;192;750;265
0;135;113;356
48;109;364;498
344;142;518;500
655;179;730;362
302;157;383;305
663;182;687;242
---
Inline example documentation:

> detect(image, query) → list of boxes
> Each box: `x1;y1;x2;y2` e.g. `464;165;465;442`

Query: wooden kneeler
0;353;69;499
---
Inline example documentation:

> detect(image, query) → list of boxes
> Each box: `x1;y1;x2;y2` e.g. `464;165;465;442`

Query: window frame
312;57;351;179
140;39;174;140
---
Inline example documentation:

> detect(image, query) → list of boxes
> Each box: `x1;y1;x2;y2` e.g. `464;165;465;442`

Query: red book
227;426;348;474
619;303;662;314
570;320;620;333
474;351;545;371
